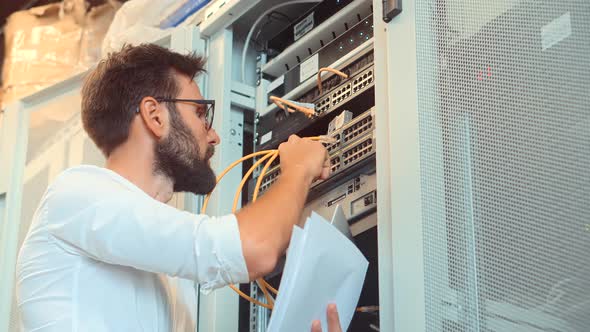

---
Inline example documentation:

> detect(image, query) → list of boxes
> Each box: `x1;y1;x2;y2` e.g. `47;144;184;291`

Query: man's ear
138;96;169;139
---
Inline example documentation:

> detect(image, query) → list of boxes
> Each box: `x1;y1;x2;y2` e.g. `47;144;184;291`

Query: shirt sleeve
44;174;250;292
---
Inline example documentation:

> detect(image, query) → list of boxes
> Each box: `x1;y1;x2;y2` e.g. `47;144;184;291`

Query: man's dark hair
81;44;206;156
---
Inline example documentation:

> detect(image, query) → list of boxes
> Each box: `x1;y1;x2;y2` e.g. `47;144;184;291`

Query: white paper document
267;209;369;332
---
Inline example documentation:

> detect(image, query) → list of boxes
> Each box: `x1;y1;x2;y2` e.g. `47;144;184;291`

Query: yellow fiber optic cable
202;136;326;309
317;67;348;94
269;96;315;117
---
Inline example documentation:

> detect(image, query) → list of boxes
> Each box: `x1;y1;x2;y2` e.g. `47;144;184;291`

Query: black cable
251;11;294;53
268;11;292;23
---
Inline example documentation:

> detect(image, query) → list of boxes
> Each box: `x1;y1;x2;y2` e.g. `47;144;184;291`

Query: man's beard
153;108;216;195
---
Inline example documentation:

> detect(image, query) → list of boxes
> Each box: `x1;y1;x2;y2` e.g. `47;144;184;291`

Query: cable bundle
201;136;329;309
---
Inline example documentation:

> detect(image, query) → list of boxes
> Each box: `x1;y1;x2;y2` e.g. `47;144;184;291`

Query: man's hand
236;135;330;279
311;304;342;332
278;135;331;185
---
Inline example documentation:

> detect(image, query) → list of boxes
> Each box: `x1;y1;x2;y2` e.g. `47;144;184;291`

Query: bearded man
15;44;341;332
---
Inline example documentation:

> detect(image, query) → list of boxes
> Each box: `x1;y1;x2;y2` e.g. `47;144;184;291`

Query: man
15;44;342;331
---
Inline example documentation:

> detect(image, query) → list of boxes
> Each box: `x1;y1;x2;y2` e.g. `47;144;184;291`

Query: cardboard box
1;2;119;108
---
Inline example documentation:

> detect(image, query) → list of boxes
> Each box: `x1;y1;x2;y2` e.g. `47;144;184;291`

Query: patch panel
326;133;341;153
293;51;374;106
315;96;332;115
258;49;374;149
327;107;375;152
331;84;352;107
258;107;374;191
253;110;376;197
342;114;373;144
352;69;374;94
258;167;280;194
341;135;374;167
258;64;375;149
313;65;374;116
330;155;341;173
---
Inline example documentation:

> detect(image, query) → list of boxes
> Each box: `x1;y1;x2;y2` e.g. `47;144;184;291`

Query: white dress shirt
16;165;249;331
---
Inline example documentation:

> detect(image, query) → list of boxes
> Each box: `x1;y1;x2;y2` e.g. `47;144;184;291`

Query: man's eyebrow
194;103;206;112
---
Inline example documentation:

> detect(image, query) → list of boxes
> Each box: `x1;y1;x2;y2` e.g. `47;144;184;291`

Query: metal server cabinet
186;1;389;331
234;0;383;331
227;0;590;330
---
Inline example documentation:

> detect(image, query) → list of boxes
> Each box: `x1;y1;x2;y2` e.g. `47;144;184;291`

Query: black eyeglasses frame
152;97;215;131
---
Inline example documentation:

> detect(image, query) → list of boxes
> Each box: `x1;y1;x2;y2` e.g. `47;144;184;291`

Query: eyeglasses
155;98;215;131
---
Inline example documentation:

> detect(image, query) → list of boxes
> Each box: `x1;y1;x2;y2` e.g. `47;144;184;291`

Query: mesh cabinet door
416;1;590;331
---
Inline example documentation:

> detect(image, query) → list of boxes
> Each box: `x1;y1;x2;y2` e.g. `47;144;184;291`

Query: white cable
240;0;322;83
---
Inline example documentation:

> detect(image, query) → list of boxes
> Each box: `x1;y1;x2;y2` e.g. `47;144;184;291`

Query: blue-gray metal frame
196;27;247;332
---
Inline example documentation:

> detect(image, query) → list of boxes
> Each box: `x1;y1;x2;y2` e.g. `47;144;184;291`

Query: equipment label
294;12;314;41
300;53;319;83
260;131;273;145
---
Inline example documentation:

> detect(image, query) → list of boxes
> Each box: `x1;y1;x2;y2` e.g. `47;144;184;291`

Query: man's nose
208;128;220;146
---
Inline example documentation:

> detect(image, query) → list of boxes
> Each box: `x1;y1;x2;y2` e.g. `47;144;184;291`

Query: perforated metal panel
416;1;590;331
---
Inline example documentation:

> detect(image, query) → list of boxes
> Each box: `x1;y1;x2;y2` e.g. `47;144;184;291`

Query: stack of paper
267;205;369;332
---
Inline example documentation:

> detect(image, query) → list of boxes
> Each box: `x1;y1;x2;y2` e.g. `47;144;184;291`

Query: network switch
266;0;356;57
262;0;373;78
325;106;375;153
251;108;376;197
258;61;374;150
302;165;377;236
296;51;374;112
267;13;374;96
